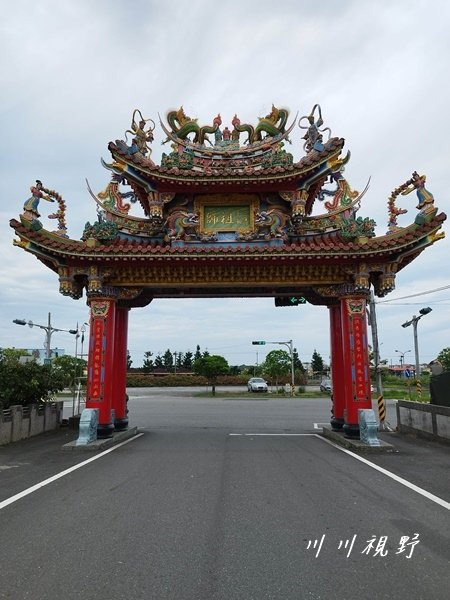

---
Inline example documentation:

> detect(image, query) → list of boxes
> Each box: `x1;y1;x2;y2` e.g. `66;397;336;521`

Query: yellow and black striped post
416;379;422;399
377;395;386;423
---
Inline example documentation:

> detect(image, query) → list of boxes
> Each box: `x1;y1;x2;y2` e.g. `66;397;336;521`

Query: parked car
247;377;268;392
320;378;332;393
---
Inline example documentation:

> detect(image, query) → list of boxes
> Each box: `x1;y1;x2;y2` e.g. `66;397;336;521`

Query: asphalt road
0;390;449;600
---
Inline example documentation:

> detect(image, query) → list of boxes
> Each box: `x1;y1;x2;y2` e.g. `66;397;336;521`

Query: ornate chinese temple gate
11;105;446;439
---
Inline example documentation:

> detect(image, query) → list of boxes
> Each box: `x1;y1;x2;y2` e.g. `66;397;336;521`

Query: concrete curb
62;426;139;452
321;425;396;453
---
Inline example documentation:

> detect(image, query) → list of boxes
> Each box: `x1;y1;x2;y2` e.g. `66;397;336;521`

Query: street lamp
401;307;432;378
13;312;77;361
252;339;295;394
395;349;411;377
74;322;89;361
73;322;89;416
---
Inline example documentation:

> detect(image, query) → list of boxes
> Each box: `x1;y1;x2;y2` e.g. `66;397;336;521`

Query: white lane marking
315;434;450;511
229;432;450;511
229;433;315;437
313;423;329;429
0;433;144;511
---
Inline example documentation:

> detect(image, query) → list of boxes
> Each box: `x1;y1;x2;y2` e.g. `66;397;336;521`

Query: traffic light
274;296;307;307
252;341;266;345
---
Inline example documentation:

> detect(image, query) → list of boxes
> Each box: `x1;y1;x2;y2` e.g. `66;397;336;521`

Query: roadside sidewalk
0;428;79;503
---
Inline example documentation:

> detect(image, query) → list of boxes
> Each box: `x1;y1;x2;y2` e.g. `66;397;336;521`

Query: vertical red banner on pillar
341;297;372;434
86;299;116;435
352;315;369;400
89;317;105;401
342;298;371;403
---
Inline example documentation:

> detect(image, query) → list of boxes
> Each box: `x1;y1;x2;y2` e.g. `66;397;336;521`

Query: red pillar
329;305;345;431
340;296;372;439
86;297;116;438
112;307;129;431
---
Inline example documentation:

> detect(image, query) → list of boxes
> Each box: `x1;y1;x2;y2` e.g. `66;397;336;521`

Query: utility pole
402;307;432;378
368;292;383;398
368;292;393;430
13;312;77;363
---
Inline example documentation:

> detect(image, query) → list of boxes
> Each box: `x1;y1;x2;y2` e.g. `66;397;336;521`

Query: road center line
0;433;144;511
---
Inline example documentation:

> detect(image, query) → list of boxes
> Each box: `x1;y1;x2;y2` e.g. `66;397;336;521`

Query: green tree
0;350;65;409
262;349;291;387
173;351;183;371
163;349;173;370
154;354;164;368
311;350;325;376
182;351;193;369
52;355;87;389
293;348;306;373
437;348;450;371
194;345;202;361
127;350;133;369
0;348;30;361
193;355;229;395
142;351;154;373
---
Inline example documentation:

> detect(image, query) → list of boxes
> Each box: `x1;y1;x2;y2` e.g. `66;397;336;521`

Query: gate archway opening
10;104;446;439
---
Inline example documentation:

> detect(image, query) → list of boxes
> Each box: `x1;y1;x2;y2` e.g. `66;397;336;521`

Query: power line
376;284;450;304
378;301;450;306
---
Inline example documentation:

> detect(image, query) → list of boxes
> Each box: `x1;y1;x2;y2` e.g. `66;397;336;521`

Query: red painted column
86;297;116;438
329;305;345;431
340;296;372;439
111;307;129;431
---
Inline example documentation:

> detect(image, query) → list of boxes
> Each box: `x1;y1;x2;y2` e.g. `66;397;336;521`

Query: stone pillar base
343;423;360;439
97;423;115;439
330;416;345;431
114;418;129;432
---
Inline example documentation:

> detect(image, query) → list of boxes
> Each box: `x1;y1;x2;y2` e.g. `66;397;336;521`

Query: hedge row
126;374;248;387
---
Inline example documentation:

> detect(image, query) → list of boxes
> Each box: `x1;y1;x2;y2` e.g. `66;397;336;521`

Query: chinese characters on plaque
203;205;250;232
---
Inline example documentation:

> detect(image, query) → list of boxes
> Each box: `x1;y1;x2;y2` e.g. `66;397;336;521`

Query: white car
247;377;268;392
320;379;332;393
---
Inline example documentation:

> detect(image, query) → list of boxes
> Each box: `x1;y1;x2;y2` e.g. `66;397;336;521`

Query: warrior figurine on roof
126;109;155;157
22;180;55;220
299;104;331;153
401;171;434;210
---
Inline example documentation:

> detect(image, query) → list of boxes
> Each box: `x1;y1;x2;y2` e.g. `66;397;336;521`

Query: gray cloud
1;0;449;368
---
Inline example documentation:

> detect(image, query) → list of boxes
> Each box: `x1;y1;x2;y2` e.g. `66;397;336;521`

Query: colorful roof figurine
10;104;446;306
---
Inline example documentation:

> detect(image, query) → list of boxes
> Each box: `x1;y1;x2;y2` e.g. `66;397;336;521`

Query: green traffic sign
274;296;307;307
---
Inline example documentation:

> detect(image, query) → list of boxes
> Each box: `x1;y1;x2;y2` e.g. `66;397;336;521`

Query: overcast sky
1;0;449;369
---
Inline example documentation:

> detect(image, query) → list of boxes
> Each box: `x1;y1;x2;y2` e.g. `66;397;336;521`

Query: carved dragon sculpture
164;210;199;240
232;105;289;144
164;107;222;145
254;208;290;238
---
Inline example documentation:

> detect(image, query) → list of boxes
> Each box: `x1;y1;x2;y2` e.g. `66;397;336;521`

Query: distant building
25;348;65;364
